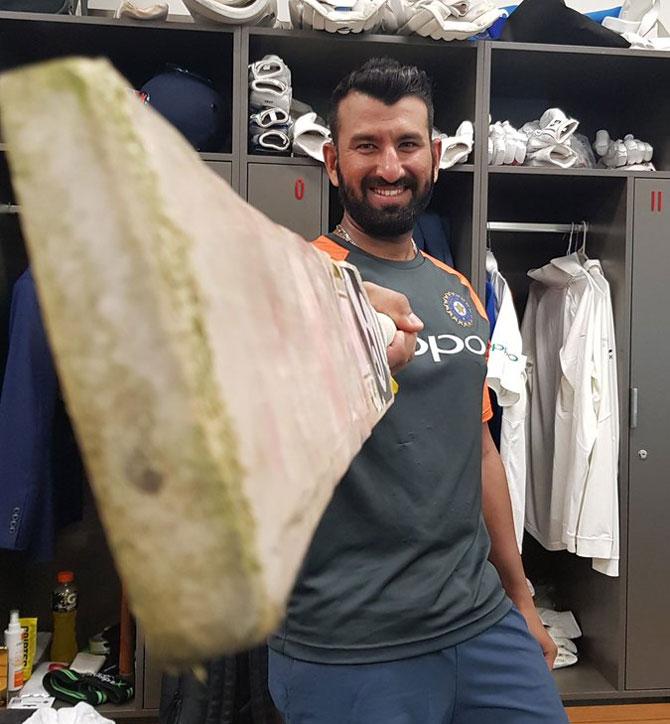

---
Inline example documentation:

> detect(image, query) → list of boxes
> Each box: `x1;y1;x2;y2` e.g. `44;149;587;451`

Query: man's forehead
337;92;430;137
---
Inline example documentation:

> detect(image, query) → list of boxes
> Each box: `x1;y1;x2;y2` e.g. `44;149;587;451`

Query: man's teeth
372;187;405;197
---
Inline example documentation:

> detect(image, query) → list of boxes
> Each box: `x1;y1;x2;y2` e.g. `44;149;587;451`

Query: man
268;58;568;723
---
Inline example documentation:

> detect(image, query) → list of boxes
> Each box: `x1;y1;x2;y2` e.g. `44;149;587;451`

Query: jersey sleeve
482;383;493;423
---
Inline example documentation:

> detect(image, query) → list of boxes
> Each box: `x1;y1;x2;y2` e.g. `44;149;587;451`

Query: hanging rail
0;204;20;215
487;221;587;234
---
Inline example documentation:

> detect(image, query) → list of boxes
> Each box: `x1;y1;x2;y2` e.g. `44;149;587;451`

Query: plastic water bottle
50;571;78;664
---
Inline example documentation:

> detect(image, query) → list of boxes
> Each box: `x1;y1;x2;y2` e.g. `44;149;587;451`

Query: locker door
247;164;323;239
627;178;670;690
205;160;233;186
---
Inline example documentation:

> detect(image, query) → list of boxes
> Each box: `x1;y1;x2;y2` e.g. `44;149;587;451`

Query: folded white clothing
182;0;273;25
115;0;169;18
249;77;292;113
248;54;291;85
292;111;331;162
25;703;115;724
537;608;582;639
438;120;473;168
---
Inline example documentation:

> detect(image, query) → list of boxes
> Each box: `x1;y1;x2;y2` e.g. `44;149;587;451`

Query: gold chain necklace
334;224;418;261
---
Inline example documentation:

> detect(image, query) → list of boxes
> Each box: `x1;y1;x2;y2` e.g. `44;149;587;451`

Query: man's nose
377;146;403;183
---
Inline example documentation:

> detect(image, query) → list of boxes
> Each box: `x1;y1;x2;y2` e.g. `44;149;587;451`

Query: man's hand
363;282;423;375
518;602;558;670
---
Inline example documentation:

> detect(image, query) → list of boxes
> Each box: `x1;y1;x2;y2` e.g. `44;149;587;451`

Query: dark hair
328;57;434;144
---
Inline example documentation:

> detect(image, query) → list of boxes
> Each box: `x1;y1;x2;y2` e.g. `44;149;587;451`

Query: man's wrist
503;578;535;611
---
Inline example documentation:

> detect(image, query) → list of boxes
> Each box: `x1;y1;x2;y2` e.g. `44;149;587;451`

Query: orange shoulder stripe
420;251;488;322
313;235;350;262
482;384;493;423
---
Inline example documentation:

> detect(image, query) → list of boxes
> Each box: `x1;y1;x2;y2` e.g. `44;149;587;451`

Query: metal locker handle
630;387;638;429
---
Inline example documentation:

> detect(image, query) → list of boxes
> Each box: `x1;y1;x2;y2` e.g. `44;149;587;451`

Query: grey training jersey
269;234;510;664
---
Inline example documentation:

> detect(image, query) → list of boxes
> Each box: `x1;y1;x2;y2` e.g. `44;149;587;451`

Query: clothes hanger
565;222;575;256
577;220;589;264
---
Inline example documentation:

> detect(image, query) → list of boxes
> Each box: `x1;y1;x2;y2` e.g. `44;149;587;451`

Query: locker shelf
199;152;233;163
488;166;670;179
245;154;323;166
555;660;617;703
244;156;474;172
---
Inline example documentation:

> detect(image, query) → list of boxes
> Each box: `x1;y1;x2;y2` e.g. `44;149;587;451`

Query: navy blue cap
140;65;226;152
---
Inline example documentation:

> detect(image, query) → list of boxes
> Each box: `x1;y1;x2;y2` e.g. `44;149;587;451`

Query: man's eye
400;141;419;149
357;143;375;151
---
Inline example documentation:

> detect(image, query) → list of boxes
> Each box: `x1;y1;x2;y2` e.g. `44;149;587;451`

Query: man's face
324;91;440;238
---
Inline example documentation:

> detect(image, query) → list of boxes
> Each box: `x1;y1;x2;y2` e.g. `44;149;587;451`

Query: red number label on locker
295;178;305;201
651;190;664;213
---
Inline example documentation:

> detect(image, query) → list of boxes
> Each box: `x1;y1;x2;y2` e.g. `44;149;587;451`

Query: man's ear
323;142;339;187
432;136;442;182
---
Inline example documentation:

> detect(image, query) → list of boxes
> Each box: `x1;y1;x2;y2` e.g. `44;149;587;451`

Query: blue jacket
413;212;454;268
0;268;83;560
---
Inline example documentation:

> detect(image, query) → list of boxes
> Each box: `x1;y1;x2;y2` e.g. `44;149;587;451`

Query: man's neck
338;217;416;262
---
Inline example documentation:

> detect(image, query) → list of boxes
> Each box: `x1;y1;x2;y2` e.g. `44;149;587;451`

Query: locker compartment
490;45;670;171
248;29;478;157
485;173;630;696
0;17;236;153
247;163;323;239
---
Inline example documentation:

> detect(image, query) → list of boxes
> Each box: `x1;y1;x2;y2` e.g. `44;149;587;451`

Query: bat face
0;57;393;666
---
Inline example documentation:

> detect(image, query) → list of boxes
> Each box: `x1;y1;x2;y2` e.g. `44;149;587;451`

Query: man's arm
481;423;558;669
362;281;423;375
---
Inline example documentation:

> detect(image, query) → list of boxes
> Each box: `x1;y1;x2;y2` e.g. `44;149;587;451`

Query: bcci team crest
443;291;474;328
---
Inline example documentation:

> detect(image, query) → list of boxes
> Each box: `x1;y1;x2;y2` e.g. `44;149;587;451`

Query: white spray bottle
4;609;24;692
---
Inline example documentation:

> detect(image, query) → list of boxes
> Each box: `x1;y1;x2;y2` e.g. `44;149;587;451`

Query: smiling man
268;58;568;724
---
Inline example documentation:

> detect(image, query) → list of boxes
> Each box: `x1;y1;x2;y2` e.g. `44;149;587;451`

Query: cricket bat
0;58;394;665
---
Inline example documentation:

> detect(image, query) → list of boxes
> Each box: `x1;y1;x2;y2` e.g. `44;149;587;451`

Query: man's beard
336;165;434;238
